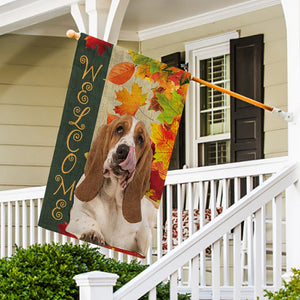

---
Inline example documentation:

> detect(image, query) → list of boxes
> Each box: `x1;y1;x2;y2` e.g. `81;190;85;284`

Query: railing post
74;271;119;300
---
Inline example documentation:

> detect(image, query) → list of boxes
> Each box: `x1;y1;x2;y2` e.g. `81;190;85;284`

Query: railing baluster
212;240;221;300
210;180;216;219
187;182;193;234
233;224;242;300
37;198;43;244
273;194;283;290
254;208;263;299
1;202;5;258
46;229;51;244
191;255;199;300
246;176;254;285
170;270;178;300
22;200;27;248
177;184;183;285
222;178;229;286
259;175;267;286
148;287;156;300
234;177;240;203
15;200;20;247
7;201;12;257
199;181;206;286
30;199;35;245
156;203;163;259
166;184;173;252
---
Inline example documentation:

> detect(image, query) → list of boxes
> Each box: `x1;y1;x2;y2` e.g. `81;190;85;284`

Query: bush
264;268;300;299
0;243;190;300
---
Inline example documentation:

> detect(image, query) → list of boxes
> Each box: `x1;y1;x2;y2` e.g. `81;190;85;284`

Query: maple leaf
85;36;112;56
135;63;151;81
168;70;184;85
149;94;163;112
151;120;179;169
114;83;147;116
129;50;152;65
106;62;135;85
180;71;192;85
107;112;119;124
156;91;184;124
176;84;189;97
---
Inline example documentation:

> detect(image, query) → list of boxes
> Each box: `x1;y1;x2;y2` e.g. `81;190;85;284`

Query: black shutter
161;52;185;170
230;34;264;162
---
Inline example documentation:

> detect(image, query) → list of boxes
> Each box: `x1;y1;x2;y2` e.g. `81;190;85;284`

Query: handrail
114;162;298;300
0;186;46;202
165;156;288;184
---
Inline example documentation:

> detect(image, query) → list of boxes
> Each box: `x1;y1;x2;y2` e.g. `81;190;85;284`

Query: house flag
38;33;191;258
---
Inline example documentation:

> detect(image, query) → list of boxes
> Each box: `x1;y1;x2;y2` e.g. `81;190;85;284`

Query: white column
74;271;119;300
85;0;110;39
281;0;300;272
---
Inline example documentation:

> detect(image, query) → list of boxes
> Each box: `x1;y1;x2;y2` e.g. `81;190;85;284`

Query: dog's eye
136;135;144;145
116;126;124;135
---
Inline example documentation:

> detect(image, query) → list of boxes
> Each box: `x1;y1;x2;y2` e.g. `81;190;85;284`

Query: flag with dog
38;33;191;258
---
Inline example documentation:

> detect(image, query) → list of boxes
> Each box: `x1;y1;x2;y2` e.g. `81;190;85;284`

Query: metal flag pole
66;29;293;123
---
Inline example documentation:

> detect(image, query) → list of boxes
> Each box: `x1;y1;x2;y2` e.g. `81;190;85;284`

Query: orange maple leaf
135;63;151;81
107;112;119;124
151;120;179;169
114;83;147;116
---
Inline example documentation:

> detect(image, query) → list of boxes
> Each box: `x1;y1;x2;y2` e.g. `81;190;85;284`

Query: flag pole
66;29;293;122
191;76;293;122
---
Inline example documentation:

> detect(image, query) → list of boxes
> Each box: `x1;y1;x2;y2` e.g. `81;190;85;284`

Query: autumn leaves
85;35;191;202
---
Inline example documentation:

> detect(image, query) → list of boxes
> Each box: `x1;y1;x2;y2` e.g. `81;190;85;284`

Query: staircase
113;162;297;300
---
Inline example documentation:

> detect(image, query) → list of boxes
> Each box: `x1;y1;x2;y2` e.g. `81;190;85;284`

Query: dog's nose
116;144;129;161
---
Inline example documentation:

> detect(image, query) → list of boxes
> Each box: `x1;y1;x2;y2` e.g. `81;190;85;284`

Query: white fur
66;117;157;257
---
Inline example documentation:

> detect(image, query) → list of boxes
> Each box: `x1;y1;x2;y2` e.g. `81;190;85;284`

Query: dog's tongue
119;146;136;173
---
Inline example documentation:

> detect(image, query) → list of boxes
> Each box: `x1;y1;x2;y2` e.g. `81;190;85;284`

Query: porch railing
112;161;297;300
0;156;292;298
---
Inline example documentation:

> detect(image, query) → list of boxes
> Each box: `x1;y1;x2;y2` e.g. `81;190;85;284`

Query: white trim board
138;0;280;41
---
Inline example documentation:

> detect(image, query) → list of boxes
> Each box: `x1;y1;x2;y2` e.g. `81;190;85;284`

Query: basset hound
66;115;158;257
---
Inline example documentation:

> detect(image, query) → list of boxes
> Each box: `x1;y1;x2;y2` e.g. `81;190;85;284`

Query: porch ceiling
0;0;280;41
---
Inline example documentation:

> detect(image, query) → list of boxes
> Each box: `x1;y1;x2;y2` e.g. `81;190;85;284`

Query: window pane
199;54;230;138
198;140;230;167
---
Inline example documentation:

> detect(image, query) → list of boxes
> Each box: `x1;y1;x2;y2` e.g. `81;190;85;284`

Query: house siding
140;4;287;161
0;35;139;190
0;5;286;190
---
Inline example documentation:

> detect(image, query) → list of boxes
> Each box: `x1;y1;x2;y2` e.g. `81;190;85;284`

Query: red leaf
107;112;119;124
58;223;77;239
106;62;135;85
85;36;112;56
168;70;184;85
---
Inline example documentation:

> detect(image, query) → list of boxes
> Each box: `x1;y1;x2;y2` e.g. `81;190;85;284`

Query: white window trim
185;31;239;167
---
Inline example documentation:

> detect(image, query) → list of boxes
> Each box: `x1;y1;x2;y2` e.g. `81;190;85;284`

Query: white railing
112;161;298;300
0;156;292;299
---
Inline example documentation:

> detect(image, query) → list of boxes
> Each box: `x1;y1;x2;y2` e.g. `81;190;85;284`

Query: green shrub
0;243;190;300
264;268;300;299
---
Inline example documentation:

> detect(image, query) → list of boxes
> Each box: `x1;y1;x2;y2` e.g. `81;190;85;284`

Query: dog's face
103;116;151;189
74;115;153;223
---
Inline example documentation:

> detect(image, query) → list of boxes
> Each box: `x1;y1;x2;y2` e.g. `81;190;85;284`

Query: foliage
0;243;190;300
264;268;300;299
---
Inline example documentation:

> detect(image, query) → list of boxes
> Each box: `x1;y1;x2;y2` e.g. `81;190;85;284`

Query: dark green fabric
38;33;113;232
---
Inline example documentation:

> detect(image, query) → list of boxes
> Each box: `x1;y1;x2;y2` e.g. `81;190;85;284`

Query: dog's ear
75;123;111;202
122;139;153;223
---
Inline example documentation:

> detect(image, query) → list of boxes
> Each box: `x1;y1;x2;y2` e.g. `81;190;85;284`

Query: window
198;54;230;166
185;31;239;167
